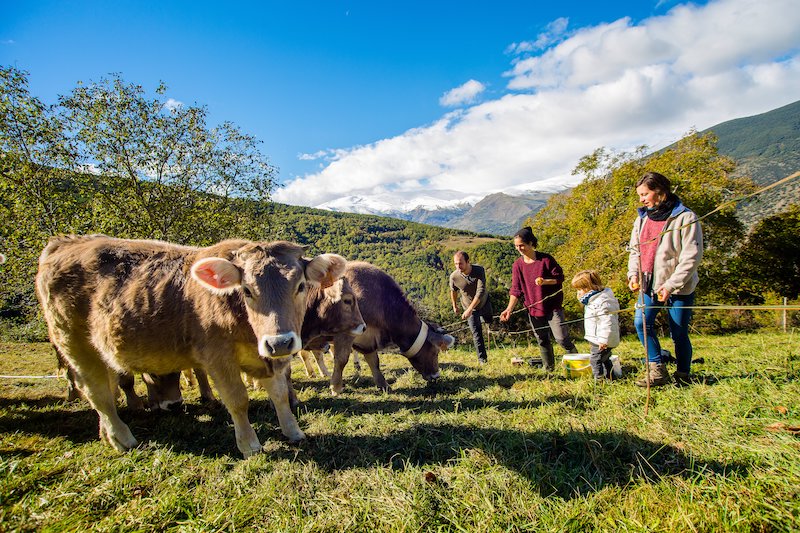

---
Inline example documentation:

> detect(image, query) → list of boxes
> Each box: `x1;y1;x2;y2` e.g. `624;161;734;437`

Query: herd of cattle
35;234;455;457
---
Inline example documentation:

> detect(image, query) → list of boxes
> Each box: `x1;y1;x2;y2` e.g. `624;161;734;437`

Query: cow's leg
313;350;331;378
299;350;318;378
53;346;83;402
118;372;145;410
192;368;216;402
352;351;362;375
72;356;137;451
363;351;390;392
329;338;354;395
262;358;305;441
283;362;301;410
182;368;198;388
203;362;262;458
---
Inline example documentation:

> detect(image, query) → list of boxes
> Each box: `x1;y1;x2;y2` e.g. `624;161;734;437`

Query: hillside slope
702;99;800;226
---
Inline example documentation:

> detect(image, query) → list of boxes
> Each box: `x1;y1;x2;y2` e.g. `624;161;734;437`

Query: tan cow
36;234;346;457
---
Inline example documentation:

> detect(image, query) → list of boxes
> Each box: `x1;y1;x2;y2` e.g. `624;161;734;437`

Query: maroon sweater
509;252;565;317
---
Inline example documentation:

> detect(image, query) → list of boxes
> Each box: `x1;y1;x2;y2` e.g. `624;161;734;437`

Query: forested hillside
254;202;518;328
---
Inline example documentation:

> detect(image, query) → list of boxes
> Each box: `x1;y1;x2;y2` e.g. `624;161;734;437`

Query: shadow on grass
291;424;747;500
1;395;748;501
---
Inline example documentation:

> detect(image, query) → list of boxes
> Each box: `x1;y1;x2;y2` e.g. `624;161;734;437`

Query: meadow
1;331;798;532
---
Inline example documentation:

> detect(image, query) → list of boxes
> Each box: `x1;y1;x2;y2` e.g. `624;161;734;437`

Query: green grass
1;332;799;532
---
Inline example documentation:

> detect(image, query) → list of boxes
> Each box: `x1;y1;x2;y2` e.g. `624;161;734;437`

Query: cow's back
344;262;418;349
36;235;209;373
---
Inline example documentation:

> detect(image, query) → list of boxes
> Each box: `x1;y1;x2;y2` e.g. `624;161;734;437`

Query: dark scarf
580;289;601;305
645;193;678;221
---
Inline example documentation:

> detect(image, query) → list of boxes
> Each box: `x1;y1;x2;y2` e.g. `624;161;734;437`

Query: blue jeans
634;291;694;373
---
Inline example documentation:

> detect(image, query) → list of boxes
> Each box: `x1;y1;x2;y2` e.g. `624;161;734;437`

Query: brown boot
635;362;671;387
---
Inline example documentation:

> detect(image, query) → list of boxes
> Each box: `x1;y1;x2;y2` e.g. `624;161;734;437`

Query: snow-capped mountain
316;190;556;236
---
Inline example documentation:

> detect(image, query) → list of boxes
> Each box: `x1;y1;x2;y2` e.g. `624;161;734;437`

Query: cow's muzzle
259;332;301;357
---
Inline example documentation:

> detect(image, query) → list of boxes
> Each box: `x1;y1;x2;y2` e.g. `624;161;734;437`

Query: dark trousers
467;302;493;362
528;309;577;371
589;342;613;379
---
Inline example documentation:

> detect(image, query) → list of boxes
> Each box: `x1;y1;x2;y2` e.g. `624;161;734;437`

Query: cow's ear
191;257;242;295
305;254;347;288
429;331;455;351
322;278;344;302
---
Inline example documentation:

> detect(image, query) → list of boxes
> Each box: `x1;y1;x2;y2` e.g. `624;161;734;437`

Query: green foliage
737;204;800;299
1;66;89;322
58;74;276;244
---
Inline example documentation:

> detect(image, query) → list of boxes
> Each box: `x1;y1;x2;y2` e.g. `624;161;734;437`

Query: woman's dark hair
514;226;537;248
636;171;672;195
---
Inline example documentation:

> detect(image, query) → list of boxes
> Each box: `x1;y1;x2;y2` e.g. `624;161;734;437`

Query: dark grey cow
326;261;455;394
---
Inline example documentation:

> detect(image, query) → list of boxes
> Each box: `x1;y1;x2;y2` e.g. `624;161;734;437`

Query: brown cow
36;234;346;457
326;261;455;394
172;275;367;406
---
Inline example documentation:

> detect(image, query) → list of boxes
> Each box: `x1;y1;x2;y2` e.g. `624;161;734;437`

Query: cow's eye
242;286;253;299
297;282;306;294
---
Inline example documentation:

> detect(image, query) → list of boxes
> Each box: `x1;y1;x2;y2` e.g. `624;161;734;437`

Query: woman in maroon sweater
500;227;577;370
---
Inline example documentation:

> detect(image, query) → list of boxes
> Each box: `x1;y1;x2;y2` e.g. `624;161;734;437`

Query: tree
58;74;277;244
1;66;87;322
738;204;800;300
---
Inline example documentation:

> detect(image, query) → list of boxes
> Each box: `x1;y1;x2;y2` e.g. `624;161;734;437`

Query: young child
571;270;621;380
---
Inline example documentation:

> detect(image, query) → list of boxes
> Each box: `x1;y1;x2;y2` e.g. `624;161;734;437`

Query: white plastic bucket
563;354;621;378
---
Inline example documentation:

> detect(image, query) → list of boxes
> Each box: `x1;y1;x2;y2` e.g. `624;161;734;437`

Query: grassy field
1;331;798;532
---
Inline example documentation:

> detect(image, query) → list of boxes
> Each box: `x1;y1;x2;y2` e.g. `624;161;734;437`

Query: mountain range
317;99;800;235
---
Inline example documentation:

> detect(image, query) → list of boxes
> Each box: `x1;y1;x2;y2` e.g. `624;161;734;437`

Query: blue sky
3;0;799;213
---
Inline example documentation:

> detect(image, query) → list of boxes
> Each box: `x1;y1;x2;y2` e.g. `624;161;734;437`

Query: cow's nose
260;332;300;357
425;371;441;382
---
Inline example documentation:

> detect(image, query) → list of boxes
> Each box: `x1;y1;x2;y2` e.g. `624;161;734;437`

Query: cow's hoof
107;433;138;452
287;430;306;443
242;447;263;459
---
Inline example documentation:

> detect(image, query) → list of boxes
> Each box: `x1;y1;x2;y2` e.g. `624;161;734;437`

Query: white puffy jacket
583;288;620;348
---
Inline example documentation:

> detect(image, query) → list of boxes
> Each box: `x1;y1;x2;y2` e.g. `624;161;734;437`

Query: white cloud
506;17;570;55
274;0;800;209
439;80;486;107
163;98;183;112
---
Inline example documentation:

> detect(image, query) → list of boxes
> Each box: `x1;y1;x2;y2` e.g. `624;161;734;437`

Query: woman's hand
499;309;512;322
628;276;640;291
